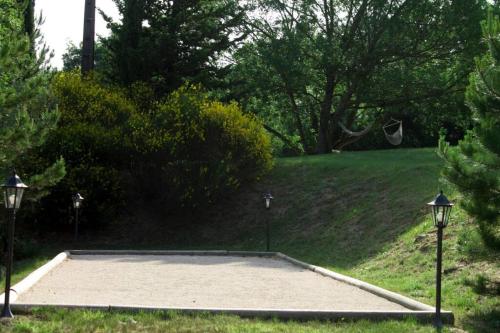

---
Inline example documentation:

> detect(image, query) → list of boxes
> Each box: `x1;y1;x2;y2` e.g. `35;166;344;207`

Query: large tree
439;9;500;250
101;0;247;95
233;0;486;153
0;0;65;204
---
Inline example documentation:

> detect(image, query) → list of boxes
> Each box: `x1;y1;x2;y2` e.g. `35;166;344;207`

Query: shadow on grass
22;148;442;273
462;309;500;333
179;149;444;270
0;254;56;290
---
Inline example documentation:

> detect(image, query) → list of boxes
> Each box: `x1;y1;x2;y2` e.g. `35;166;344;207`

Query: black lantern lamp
263;192;273;251
428;191;453;228
72;193;84;240
72;193;84;209
1;171;28;318
264;192;273;209
2;171;27;210
427;190;453;327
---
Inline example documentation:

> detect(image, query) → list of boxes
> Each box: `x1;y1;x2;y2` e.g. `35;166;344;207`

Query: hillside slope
3;148;498;332
192;148;498;333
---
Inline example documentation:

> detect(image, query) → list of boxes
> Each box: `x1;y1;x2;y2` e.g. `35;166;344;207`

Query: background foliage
101;0;247;96
29;73;272;229
440;10;500;250
29;71;135;229
131;84;273;209
0;0;65;258
226;0;487;153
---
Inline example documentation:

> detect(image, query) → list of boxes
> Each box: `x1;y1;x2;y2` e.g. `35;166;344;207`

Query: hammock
338;122;373;137
383;118;403;145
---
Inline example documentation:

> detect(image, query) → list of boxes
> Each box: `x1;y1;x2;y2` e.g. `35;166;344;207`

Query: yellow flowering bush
34;76;272;226
132;85;273;207
35;71;137;226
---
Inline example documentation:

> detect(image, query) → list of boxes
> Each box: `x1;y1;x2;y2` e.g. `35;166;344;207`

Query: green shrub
30;77;272;229
132;85;273;208
33;71;137;228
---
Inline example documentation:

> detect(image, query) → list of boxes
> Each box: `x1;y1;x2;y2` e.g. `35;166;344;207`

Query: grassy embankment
1;148;498;332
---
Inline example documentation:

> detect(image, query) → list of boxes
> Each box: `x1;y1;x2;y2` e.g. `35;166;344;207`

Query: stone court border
2;250;453;323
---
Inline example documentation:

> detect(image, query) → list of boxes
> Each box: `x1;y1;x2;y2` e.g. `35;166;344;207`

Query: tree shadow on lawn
52;149;443;272
191;162;439;270
461;309;500;333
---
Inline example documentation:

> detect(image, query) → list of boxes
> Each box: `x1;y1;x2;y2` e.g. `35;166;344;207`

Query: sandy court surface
14;255;407;311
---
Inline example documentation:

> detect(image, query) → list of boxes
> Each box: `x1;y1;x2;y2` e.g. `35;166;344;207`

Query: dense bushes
132;85;273;207
33;72;137;228
31;73;272;229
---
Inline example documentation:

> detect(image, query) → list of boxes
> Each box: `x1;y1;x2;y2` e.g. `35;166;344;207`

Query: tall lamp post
1;171;28;318
72;193;84;241
427;191;453;327
263;192;273;252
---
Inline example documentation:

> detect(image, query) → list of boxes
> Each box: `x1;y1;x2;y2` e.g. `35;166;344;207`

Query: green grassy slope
192;148;499;332
1;148;498;333
202;148;443;267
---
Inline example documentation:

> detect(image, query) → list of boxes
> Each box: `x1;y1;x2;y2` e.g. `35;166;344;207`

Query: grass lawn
2;309;445;333
1;148;498;332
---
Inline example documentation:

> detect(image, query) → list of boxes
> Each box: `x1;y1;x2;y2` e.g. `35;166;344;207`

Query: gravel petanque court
12;253;411;312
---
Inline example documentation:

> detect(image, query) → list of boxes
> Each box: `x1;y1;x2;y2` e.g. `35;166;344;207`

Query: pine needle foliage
439;9;500;250
0;0;65;203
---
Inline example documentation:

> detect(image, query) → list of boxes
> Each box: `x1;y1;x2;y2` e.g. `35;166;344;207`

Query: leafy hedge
34;72;136;228
31;73;272;229
132;85;273;207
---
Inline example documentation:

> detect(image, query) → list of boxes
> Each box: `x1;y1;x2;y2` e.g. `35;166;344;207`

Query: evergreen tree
439;9;500;250
102;0;246;95
0;0;65;204
15;0;35;53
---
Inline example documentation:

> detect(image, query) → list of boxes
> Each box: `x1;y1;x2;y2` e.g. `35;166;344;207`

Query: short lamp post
263;192;273;252
1;171;28;318
72;193;84;241
427;191;453;327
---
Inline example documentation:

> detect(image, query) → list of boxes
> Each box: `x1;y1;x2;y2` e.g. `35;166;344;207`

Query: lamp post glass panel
427;191;453;327
263;192;273;251
72;193;84;240
1;171;28;318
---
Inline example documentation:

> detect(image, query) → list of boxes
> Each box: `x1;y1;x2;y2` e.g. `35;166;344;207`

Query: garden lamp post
1;171;28;318
72;193;84;241
263;192;273;251
427;191;453;327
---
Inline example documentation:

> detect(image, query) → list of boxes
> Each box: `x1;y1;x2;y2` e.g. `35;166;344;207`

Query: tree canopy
100;0;247;95
228;0;487;153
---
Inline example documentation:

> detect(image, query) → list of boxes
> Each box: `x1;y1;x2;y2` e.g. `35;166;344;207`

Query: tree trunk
317;74;335;153
81;0;96;75
18;0;35;55
286;89;310;154
25;0;35;45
